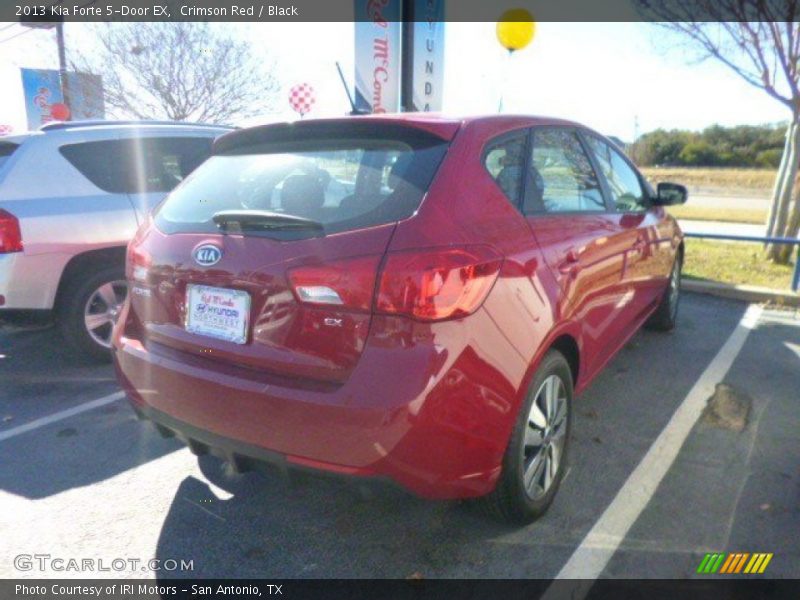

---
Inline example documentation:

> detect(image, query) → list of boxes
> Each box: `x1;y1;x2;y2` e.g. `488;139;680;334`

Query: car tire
479;349;573;524
646;253;682;332
57;264;128;363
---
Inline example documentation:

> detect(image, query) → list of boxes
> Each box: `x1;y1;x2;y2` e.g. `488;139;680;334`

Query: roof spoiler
213;118;459;155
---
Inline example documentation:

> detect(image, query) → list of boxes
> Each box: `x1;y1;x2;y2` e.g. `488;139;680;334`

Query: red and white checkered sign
288;83;316;116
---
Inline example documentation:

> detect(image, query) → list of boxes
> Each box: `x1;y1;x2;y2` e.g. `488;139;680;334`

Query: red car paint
113;114;683;499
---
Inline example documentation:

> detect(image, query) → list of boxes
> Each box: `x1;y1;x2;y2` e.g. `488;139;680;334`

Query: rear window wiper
212;210;324;233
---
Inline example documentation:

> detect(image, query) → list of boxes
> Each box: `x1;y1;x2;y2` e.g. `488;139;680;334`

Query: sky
0;21;791;140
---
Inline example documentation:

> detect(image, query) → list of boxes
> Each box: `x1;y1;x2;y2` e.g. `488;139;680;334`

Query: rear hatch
126;119;455;385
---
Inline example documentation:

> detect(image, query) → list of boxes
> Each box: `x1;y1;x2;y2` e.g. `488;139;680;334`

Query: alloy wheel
84;280;128;349
522;374;569;500
668;260;681;320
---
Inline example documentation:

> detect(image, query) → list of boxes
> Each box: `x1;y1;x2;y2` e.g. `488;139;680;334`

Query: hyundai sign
404;0;445;112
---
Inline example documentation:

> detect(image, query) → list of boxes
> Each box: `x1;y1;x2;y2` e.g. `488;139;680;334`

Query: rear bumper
113;310;524;499
0;252;67;309
129;402;405;498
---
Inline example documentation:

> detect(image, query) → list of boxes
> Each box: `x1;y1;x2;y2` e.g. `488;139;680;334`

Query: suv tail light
126;220;153;281
126;242;152;282
288;246;502;322
0;209;23;254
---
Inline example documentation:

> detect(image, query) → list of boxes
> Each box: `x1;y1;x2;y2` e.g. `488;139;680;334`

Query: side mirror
654;182;688;206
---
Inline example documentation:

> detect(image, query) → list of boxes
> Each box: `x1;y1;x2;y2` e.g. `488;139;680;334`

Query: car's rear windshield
154;130;450;236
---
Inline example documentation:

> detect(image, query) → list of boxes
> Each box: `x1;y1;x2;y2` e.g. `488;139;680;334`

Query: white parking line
0;391;126;443
552;304;762;585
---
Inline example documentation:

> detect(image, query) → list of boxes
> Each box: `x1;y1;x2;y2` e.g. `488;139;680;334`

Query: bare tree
71;23;280;126
635;1;800;263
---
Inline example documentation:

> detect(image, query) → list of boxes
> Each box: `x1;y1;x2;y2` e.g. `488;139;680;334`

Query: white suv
0;120;231;360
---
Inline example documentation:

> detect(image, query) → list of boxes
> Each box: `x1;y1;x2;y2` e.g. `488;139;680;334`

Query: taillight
288;255;382;312
376;247;502;321
128;247;152;282
288;246;502;322
126;221;153;281
0;209;23;253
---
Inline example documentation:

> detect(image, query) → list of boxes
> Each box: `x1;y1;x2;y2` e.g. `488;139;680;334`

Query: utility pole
55;22;70;113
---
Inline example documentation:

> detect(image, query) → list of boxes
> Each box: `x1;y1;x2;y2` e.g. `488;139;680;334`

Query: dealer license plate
185;284;250;345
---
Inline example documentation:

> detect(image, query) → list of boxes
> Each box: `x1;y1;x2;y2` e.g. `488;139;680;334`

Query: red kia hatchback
113;114;686;523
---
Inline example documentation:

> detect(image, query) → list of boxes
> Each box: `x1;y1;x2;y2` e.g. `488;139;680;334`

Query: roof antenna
335;61;366;116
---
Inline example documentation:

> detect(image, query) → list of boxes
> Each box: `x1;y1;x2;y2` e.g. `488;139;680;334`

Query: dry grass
667;205;766;225
683;239;795;289
641;167;777;196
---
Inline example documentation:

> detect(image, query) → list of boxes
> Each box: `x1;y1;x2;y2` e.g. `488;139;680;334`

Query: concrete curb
682;279;800;307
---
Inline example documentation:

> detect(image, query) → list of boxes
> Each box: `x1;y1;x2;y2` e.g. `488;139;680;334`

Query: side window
526;129;605;214
585;135;646;212
484;134;527;204
60;137;214;194
60;140;127;193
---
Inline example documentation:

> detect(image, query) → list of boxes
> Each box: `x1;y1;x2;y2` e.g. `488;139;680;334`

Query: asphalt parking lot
0;293;798;580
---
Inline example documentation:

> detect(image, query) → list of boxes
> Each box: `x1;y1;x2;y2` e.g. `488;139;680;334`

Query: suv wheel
58;265;128;362
479;350;573;524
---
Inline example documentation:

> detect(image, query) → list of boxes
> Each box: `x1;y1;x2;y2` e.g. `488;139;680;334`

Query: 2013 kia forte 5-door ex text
112;114;687;523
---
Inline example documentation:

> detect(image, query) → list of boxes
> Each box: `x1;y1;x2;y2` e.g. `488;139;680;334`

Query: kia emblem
193;244;222;267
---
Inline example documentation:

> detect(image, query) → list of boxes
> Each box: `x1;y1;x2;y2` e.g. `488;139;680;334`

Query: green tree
679;141;719;166
635;124;787;168
756;148;783;168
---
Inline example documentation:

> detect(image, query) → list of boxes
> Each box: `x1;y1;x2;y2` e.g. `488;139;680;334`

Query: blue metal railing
683;232;800;292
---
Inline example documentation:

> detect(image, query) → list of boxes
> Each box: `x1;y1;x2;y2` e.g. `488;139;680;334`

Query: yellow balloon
496;9;536;52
